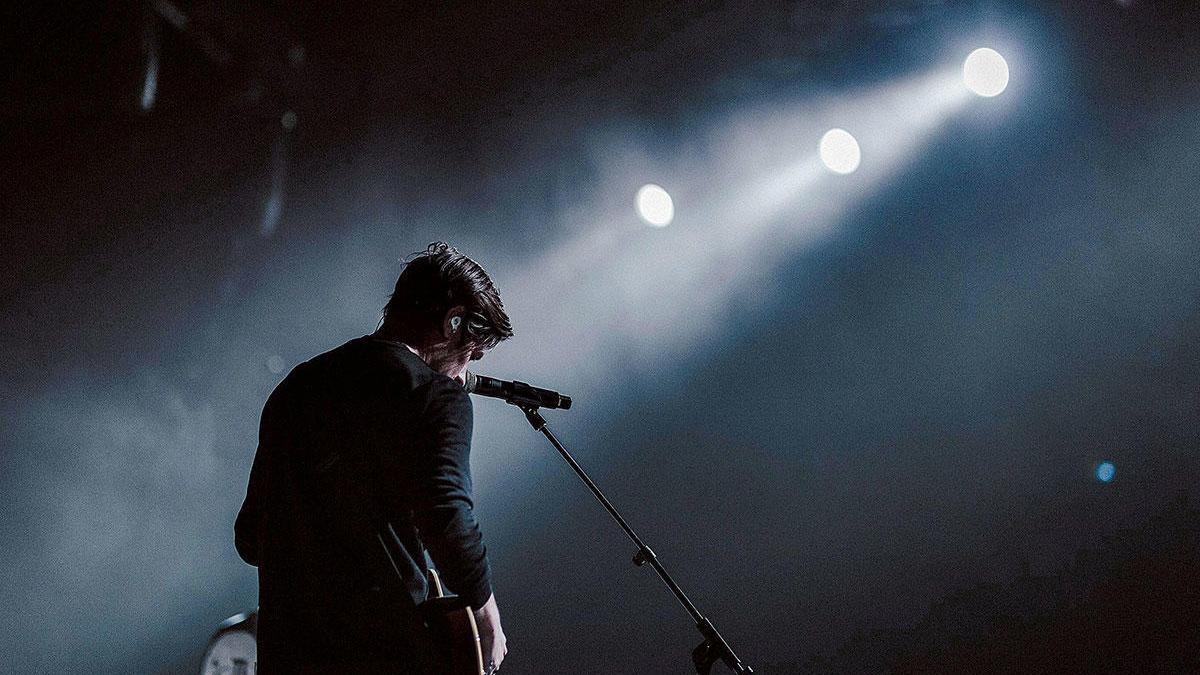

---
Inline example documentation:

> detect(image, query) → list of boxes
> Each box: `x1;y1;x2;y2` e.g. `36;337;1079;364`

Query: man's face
422;306;492;385
426;342;485;385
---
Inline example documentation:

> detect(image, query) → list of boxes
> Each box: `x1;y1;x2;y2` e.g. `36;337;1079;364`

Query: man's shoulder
424;373;472;410
282;336;369;382
294;335;460;396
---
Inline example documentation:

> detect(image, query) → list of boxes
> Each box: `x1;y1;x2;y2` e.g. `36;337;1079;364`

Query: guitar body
198;571;480;674
422;568;485;675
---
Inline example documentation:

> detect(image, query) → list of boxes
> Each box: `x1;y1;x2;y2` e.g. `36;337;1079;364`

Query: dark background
3;1;1199;672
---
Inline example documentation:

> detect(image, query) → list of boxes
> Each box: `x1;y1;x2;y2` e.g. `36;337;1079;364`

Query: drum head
200;612;257;675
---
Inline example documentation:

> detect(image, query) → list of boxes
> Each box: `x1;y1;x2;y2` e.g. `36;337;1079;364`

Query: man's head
379;242;514;382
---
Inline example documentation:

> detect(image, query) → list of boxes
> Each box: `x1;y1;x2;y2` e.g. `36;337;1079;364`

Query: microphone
463;371;573;410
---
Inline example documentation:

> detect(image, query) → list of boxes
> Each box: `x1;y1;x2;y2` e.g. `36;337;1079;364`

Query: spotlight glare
963;48;1009;97
819;128;861;175
636;184;674;227
1096;461;1116;483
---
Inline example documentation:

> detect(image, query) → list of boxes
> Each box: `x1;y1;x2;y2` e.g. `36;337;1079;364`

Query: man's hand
473;593;507;674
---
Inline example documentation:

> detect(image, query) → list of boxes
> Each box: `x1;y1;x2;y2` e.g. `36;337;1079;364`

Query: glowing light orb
1096;461;1116;483
819;128;861;175
636;184;674;227
963;48;1009;97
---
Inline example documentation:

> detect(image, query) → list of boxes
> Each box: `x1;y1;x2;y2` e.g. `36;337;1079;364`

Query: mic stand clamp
517;404;753;674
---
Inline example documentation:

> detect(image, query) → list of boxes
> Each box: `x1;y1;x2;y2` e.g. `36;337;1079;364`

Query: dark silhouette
234;243;513;673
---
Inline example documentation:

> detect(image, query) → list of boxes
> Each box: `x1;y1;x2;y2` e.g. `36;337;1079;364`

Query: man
235;242;511;673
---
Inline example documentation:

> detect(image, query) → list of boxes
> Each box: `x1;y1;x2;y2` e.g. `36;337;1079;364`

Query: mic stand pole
515;402;753;674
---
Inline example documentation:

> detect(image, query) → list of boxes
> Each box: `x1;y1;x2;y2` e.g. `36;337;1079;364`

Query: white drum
199;611;257;675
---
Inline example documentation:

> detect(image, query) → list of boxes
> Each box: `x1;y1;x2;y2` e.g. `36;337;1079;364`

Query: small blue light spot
1096;461;1116;483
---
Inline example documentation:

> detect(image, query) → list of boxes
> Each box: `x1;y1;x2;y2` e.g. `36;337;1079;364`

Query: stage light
819;128;861;174
963;48;1009;97
636;184;674;227
1096;461;1116;483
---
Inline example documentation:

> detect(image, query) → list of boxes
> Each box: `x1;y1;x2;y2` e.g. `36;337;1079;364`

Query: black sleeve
412;379;493;609
234;376;289;566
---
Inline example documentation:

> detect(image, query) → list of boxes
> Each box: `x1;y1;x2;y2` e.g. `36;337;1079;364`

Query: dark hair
381;242;513;348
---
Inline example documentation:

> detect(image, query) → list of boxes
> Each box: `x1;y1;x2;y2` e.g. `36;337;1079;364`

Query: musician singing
235;242;511;673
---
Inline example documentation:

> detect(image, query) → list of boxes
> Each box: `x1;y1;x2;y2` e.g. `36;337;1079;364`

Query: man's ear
442;305;467;340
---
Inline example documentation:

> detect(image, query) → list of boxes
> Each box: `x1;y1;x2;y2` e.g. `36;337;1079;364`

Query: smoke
1;374;233;672
481;69;971;395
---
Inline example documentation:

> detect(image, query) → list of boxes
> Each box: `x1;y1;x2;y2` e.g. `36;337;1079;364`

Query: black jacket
234;335;491;669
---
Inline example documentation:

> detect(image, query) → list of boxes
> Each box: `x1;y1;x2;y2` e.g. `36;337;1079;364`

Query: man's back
234;335;491;672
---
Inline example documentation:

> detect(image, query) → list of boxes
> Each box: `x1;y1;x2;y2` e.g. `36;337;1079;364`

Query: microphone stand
506;395;753;674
